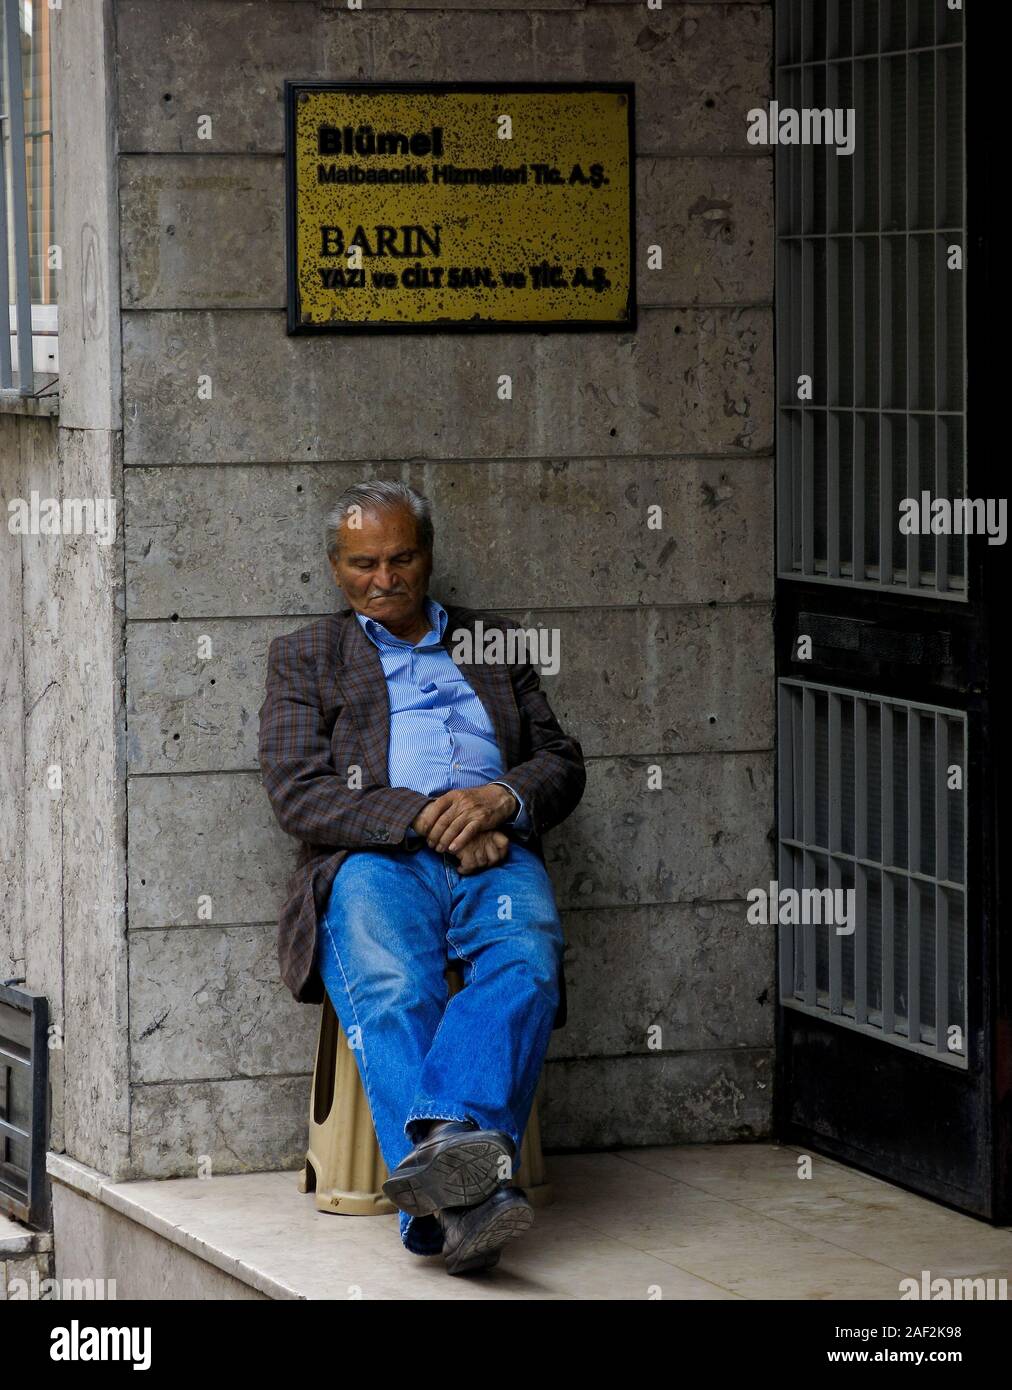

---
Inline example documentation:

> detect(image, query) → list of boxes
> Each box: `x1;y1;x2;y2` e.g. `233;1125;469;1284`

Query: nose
371;564;402;592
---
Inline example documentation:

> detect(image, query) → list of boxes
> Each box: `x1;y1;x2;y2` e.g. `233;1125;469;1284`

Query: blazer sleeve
493;659;587;840
257;632;430;848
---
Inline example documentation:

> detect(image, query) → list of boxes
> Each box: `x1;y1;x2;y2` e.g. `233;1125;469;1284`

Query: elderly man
257;481;586;1274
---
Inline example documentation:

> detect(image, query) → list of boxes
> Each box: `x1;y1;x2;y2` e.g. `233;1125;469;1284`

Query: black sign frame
284;80;637;335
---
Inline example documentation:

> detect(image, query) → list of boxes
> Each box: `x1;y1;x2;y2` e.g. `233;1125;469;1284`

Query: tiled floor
92;1144;1012;1300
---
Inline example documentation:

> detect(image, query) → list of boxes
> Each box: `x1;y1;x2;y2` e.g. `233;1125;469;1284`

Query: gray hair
325;480;434;559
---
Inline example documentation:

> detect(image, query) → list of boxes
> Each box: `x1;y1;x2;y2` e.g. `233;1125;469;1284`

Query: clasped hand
410;783;517;874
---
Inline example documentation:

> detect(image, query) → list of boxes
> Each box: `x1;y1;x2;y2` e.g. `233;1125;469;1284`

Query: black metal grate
778;679;967;1063
775;0;966;595
0;982;49;1225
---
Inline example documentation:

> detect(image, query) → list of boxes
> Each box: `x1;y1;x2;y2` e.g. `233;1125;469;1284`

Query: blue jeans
315;840;565;1256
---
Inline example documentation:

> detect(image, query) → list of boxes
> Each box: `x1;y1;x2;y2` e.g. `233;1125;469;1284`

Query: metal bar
775;27;796;571
802;686;816;845
825;49;841;582
880;412;894;586
827;691;842;1012
777;44;965;72
827;411;841;577
777;569;965;600
781;997;965;1065
802;390;815;576
854;861;868;1026
934;711;949;883
882;867;895;1035
777;842;964;893
828;691;842;852
933;28;951;592
778;227;963;239
779;838;797;1000
906;369;920;591
855;694;868;859
776;409;791;576
3;0;35;394
906;42;919;395
935;410;949;592
826;47;840;239
908;875;922;1043
792;279;804;572
878;48;894;586
906;43;926;595
851;42;867;578
777;678;966;722
802;850;818;1008
778;682;797;1000
878;45;891;239
800;59;815;578
777;838;962;889
935;884;950;1055
881;700;894;868
792;681;805;841
829;852;843;1014
0;1115;30;1142
852;410;865;581
775;402;963;414
908;706;921;874
801;61;815;235
778;681;796;836
802;687;817;1008
791;680;805;996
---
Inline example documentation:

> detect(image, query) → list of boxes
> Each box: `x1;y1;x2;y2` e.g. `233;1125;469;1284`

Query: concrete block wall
0;412;65;1153
43;0;777;1180
0;412;128;1181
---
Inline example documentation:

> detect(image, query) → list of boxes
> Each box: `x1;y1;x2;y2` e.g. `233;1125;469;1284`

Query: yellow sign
285;83;635;332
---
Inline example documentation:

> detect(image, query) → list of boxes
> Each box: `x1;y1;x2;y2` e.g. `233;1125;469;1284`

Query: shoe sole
383;1132;514;1217
444;1193;535;1276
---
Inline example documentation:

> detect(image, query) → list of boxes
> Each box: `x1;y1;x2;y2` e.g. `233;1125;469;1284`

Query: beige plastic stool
300;961;553;1214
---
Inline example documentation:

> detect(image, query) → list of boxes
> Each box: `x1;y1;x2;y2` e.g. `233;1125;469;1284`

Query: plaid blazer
257;600;587;1029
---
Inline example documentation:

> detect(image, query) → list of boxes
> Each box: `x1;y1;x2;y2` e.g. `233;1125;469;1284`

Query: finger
446;817;489;854
435;808;483;853
415;792;455;837
425;802;473;848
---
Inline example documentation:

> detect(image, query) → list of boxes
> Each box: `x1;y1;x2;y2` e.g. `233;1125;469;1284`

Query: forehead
339;505;420;552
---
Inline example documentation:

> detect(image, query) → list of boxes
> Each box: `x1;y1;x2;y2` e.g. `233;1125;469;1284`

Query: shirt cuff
491;780;532;833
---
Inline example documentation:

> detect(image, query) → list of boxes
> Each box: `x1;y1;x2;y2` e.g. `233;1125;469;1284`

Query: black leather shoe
437;1184;534;1275
382;1120;515;1218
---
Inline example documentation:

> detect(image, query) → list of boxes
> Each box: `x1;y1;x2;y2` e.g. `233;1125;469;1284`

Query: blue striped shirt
355;596;530;836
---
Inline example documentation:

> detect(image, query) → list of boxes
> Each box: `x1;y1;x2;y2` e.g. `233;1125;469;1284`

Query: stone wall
42;0;776;1180
0;410;128;1179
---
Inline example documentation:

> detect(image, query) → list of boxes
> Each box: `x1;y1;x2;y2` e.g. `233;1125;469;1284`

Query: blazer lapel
337;611;392;787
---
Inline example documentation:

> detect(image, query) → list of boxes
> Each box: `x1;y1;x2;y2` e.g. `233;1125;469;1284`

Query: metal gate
772;1;1007;1217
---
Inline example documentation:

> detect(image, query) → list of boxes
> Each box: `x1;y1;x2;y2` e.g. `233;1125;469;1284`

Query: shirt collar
355;595;447;650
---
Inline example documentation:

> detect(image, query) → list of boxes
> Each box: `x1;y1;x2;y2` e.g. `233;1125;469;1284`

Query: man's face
329;505;432;635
